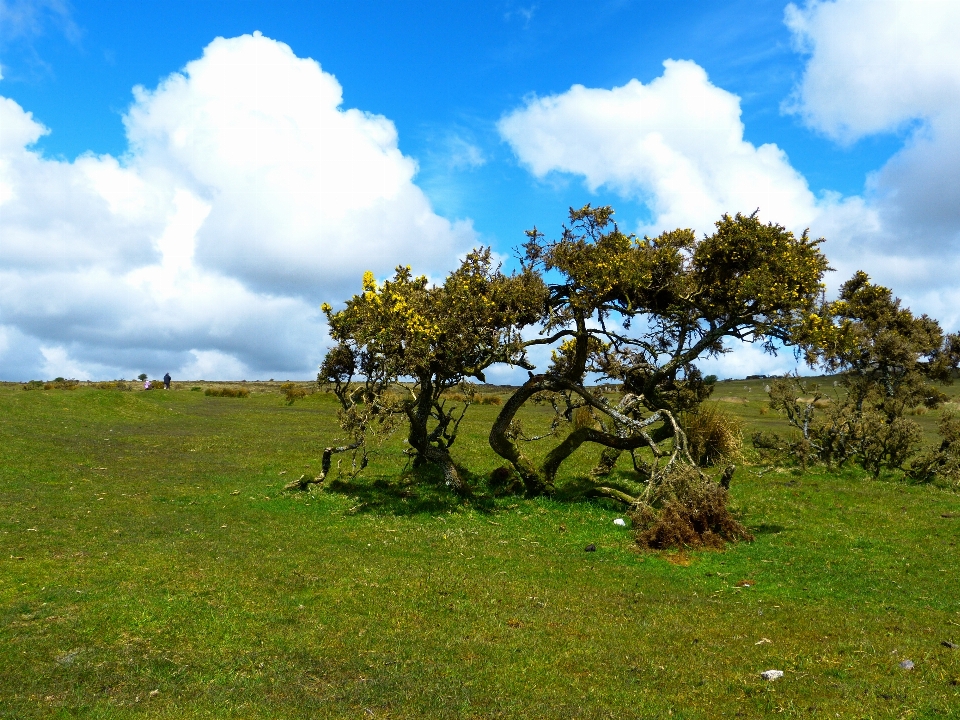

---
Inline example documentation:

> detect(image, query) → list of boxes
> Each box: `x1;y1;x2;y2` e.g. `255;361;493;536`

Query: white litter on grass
613;518;626;526
760;670;783;681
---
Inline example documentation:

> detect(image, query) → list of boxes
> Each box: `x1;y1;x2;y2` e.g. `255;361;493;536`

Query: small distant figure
163;372;171;390
144;379;151;390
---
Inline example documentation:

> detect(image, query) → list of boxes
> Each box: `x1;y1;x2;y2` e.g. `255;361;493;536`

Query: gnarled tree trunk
489;373;682;497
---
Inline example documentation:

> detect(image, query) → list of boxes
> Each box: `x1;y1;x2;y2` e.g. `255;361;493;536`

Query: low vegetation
1;382;958;718
204;386;250;398
280;382;308;404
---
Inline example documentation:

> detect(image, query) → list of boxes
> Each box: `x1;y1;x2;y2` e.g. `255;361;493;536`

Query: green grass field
2;381;959;718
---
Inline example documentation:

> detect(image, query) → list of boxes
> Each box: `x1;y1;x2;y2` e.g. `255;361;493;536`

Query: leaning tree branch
284;440;365;491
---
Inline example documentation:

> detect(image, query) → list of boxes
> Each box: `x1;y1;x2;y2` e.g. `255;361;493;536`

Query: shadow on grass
323;465;498;516
553;474;644;508
750;523;786;535
320;467;644;516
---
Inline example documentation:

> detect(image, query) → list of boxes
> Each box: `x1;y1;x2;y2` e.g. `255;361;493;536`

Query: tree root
284;473;324;492
589;486;640;506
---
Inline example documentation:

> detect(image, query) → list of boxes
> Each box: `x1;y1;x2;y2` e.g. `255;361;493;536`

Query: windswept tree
764;271;960;475
489;205;831;500
317;249;546;493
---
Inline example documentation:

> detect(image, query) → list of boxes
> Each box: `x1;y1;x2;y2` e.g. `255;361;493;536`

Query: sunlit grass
1;382;958;718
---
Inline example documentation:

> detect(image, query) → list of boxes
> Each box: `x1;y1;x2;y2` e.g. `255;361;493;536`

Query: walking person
163;372;171;390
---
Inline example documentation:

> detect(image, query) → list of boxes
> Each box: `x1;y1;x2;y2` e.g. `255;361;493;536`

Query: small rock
613;518;626;527
899;659;915;670
584;544;596;552
942;641;958;649
760;669;783;681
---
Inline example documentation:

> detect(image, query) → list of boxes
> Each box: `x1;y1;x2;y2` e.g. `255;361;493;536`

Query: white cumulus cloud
499;60;826;239
0;32;475;380
785;0;960;327
124;33;474;296
784;0;960;142
499;37;960;335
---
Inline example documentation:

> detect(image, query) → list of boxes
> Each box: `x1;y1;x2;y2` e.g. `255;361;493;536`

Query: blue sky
2;0;959;380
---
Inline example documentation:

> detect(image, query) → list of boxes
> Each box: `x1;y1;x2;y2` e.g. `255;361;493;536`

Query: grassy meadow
1;379;959;718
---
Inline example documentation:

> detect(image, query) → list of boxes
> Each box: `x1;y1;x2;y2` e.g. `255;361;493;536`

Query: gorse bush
316;204;960;550
94;381;131;391
572;405;599;430
43;379;79;390
750;430;792;463
204;387;250;398
280;382;308;404
485;207;828;503
908;411;960;488
320;248;543;494
761;273;960;477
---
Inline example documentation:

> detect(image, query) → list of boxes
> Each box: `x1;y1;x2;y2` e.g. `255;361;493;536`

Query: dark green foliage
489;205;829;513
488;464;524;496
908;411;960;487
765;273;960;477
321;248;546;493
750;429;791;463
